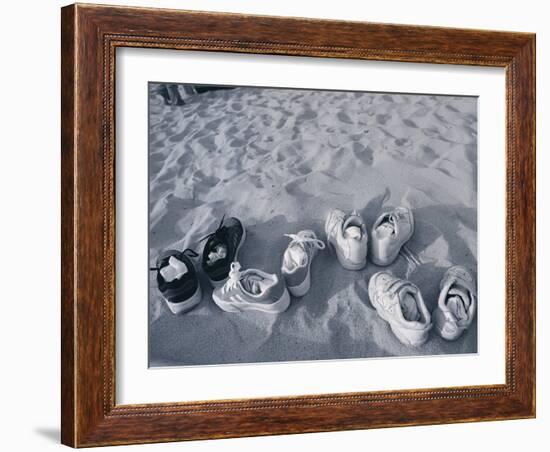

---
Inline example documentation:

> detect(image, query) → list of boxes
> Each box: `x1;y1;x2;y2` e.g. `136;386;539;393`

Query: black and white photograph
148;82;478;367
2;0;544;449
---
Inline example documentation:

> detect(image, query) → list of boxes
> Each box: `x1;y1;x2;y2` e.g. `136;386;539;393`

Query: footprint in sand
249;143;270;156
420;145;438;165
337;111;353;124
230;138;247;148
464;113;477;124
297;110;317;122
250;175;264;189
350;132;367;141
156;168;177;185
434;113;452;127
226;125;240;135
276;116;288;129
169;127;193;143
176;149;193;167
150;139;166;149
273;143;297;163
376;114;391;125
352;142;374;165
243;127;259;140
395;138;411;147
284;177;312;198
403;118;418;128
297;164;312;175
204;117;225;131
412;106;431;118
198;135;217;152
445;104;461;113
192;170;221;188
328;134;348;149
422;127;441;138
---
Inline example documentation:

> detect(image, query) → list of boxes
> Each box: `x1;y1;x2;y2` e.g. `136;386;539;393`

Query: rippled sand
148;84;478;366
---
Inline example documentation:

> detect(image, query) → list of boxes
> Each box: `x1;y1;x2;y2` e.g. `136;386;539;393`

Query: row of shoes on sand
151;208;476;347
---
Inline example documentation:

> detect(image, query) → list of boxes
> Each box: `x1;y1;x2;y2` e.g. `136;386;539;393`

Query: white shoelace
224;262;242;291
284;233;326;252
225;262;266;295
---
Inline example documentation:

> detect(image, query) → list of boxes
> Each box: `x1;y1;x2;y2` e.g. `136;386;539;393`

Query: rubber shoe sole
164;283;202;314
212;286;291;314
286;265;311;297
329;241;367;271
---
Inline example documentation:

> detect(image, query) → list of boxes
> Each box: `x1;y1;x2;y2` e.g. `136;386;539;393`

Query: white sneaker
325;209;368;270
212;262;291;314
371;207;414;266
368;271;432;346
281;230;325;297
433;266;477;340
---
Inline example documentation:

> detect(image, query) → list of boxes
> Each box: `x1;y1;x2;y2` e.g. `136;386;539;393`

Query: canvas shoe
201;215;246;287
433;266;477;341
151;248;202;314
368;271;432;346
212;262;291;314
371;207;414;266
281;230;326;297
325;209;368;270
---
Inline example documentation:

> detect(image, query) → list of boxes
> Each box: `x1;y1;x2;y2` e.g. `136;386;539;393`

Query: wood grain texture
60;3;536;447
60;5;76;447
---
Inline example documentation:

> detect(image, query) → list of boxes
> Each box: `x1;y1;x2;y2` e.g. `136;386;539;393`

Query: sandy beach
148;84;478;367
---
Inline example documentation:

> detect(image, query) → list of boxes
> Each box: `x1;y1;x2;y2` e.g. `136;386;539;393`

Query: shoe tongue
344;225;362;240
376;223;394;238
447;288;470;321
160;256;188;282
286;244;307;268
206;244;227;266
376;215;396;238
241;274;265;295
399;292;420;322
343;214;363;239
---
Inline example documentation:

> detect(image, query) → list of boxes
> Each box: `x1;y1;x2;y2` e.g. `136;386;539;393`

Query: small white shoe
371;207;414;266
368;271;432;346
281;230;325;297
212;262;291;314
325;209;368;270
433;266;477;341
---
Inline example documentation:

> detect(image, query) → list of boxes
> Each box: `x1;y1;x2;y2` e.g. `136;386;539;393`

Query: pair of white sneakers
368;266;477;346
324;207;414;271
212;230;326;314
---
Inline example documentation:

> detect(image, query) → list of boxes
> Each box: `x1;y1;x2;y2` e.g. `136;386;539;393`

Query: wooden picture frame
61;3;535;447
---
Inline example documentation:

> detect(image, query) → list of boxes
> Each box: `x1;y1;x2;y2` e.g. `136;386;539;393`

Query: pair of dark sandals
150;216;245;314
